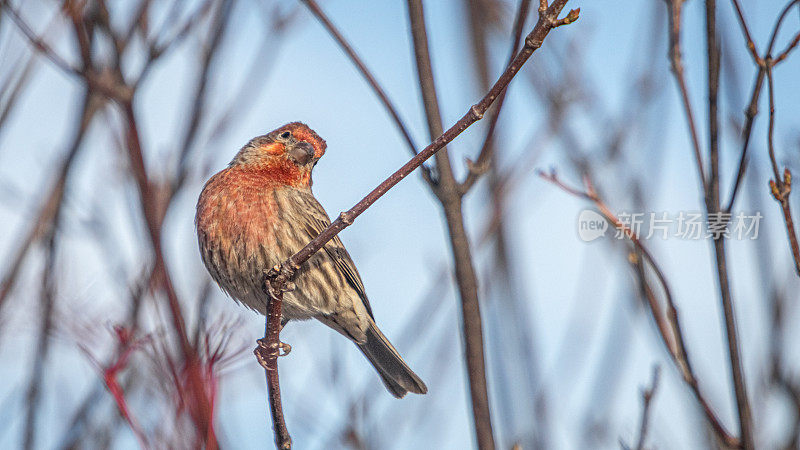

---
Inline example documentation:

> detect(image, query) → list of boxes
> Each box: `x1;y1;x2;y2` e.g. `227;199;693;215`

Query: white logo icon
578;209;608;242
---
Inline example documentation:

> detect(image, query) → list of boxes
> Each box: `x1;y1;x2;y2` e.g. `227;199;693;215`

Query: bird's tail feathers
357;318;427;398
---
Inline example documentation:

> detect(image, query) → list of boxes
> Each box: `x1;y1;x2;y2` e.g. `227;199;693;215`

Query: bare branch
0;92;99;315
632;366;661;450
705;2;754;446
765;65;800;275
258;3;579;447
2;3;80;75
724;67;765;212
664;0;708;194
765;0;800;58
21;90;94;450
539;170;741;448
173;0;234;190
459;0;534;194
271;0;578;281
729;0;763;65
256;278;292;450
405;0;493;446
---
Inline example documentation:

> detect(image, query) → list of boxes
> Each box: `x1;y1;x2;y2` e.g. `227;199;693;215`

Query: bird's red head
230;122;327;187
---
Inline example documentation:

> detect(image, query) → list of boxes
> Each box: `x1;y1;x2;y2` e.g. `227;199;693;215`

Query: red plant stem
103;346;150;450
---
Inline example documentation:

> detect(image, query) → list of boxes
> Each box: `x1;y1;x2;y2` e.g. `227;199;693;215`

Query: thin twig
765;1;800;62
723;0;800;271
0;92;98;316
206;5;292;146
664;0;708;195
705;1;754;447
633;366;661;450
765;64;800;275
21;91;94;450
80;328;152;450
464;1;549;444
22;206;59;450
1;3;80;76
257;279;292;450
724;67;765;212
539;170;740;448
757;0;800;276
0;50;36;134
459;0;533;194
59;274;148;449
773;29;800;64
729;0;763;65
173;0;233;191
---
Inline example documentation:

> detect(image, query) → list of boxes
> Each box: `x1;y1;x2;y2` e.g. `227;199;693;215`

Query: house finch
195;122;427;398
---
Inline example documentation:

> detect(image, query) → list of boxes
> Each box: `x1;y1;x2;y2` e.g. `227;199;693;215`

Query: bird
195;122;427;398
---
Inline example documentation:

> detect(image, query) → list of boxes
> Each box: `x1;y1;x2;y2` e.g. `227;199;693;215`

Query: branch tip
554;8;580;27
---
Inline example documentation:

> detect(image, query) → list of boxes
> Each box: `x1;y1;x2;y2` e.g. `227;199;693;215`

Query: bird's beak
288;141;315;166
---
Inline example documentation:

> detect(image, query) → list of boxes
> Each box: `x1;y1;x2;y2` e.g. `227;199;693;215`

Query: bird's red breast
196;166;280;251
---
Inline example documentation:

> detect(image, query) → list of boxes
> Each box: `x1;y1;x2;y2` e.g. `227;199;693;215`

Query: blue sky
1;0;799;448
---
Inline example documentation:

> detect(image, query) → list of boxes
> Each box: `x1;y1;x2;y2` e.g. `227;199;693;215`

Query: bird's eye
280;131;292;139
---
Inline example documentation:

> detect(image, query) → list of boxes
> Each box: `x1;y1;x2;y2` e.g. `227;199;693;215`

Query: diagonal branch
1;3;80;76
120;98;219;447
724;66;765;212
258;2;580;448
0;92;99;315
729;0;763;65
173;0;234;191
272;0;579;281
539;170;740;448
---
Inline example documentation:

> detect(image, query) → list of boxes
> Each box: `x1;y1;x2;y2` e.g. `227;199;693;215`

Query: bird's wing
298;191;374;319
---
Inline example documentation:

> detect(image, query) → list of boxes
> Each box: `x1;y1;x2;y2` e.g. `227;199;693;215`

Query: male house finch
195;122;427;398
